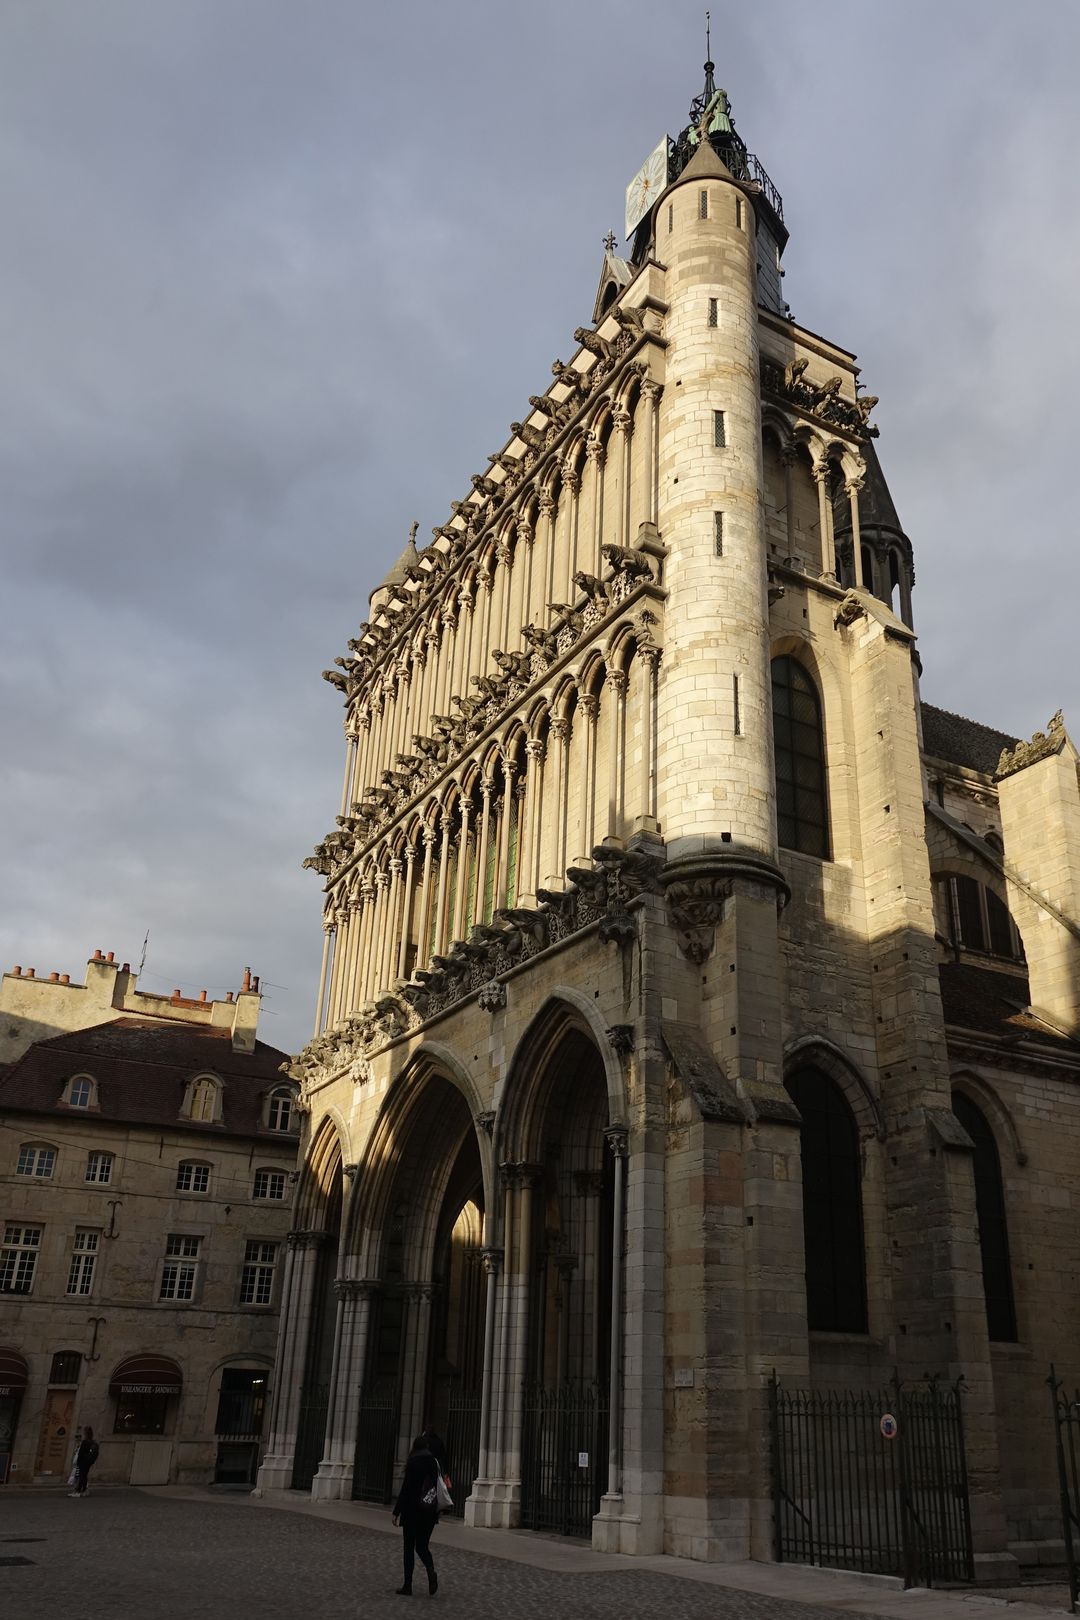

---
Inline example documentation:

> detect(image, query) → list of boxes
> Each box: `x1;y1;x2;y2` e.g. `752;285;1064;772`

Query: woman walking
391;1434;440;1596
68;1426;99;1497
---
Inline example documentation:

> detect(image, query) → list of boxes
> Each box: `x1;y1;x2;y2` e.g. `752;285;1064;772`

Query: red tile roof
0;1018;295;1138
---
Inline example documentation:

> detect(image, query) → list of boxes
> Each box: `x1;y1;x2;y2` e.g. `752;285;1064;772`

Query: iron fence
444;1384;481;1517
291;1383;329;1491
520;1381;608;1539
770;1373;972;1588
1049;1366;1080;1613
352;1382;400;1503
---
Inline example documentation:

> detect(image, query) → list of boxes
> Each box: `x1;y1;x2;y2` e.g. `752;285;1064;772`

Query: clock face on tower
624;137;670;240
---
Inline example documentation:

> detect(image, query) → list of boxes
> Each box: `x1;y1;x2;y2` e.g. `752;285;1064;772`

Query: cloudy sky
2;2;1077;1055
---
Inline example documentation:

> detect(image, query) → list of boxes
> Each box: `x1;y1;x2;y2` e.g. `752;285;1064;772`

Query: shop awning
109;1354;183;1397
0;1349;29;1397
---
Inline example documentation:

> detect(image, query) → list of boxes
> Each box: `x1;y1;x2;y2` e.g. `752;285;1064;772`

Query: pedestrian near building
69;1427;99;1497
419;1425;448;1480
391;1435;439;1596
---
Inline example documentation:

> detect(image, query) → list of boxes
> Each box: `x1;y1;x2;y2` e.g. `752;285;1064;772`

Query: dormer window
64;1075;96;1109
183;1075;222;1124
265;1086;297;1133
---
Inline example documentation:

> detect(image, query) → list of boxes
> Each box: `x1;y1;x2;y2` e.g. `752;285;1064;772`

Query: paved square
0;1489;881;1620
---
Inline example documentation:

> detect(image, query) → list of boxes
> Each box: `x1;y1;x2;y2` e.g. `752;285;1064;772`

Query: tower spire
703;11;715;101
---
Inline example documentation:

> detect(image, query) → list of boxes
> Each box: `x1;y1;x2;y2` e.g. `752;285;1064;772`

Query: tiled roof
0;1017;295;1137
922;704;1018;776
939;963;1080;1051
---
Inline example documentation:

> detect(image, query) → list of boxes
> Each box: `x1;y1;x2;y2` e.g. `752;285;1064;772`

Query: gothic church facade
258;63;1080;1574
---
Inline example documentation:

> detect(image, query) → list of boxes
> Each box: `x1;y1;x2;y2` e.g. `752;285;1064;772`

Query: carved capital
607;1023;635;1057
664;874;732;963
640;379;663;406
481;1246;503;1276
538;489;556;518
550;717;571;744
525;737;546;764
474;1110;496;1136
477;979;507;1014
604;1125;629;1159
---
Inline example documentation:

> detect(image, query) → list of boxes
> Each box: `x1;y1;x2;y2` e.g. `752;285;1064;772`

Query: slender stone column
640;379;662;527
313;922;333;1038
490;1166;517;1474
575;693;599;862
343;898;363;1017
550;717;571;885
311;1278;349;1496
562;463;582;603
506;1166;542;1487
605;670;628;842
612;405;632;552
255;1231;323;1492
475;1247;502;1482
637;646;661;833
354;881;375;1006
813;462;837;580
396;845;417;980
330;905;350;1025
518;738;545;908
339;734;356;818
604;1127;628;1499
847;471;865;589
451;795;472;942
585;432;605;574
396;1284;435;1471
538;488;557;619
495;757;517;908
433;810;454;957
469;779;493;927
312;1278;381;1500
514;515;534;634
381;857;404;991
340;1281;377;1484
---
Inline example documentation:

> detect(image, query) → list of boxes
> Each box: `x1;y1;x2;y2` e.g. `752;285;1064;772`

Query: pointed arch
495;990;626;1164
295;1110;349;1231
784;1036;884;1140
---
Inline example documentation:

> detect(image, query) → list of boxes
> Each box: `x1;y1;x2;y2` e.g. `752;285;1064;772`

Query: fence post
769;1372;782;1563
894;1372;917;1588
952;1375;974;1584
1050;1366;1079;1615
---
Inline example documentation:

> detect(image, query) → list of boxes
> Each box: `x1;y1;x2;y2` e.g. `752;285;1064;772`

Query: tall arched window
785;1066;867;1332
952;1092;1017;1342
772;657;829;858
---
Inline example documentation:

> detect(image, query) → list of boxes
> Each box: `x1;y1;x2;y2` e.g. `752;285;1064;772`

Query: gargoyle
550;603;585;635
573;326;616;362
452;694;487;721
493;649;533;681
611;304;647;334
601;542;653;581
572;570;609;605
471;673;509;704
809;375;844;409
510;421;549;451
566;866;608;905
537;888;578;920
494;907;550;948
322;669;348;692
470;474;501;499
550;359;585;391
853;394;879;424
784;357;809;390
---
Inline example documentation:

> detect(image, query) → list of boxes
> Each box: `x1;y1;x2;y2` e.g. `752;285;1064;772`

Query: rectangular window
67;1229;99;1297
176;1162;211;1194
160;1234;201;1301
16;1145;56;1178
735;196;743;229
267;1093;293;1133
714;511;724;556
699;188;708;219
50;1350;83;1384
85;1151;113;1185
240;1240;278;1307
1;1224;42;1294
707;297;718;328
713;410;726;448
733;674;742;737
253;1169;287;1201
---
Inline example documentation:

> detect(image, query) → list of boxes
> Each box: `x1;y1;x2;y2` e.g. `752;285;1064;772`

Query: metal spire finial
702;10;716;100
706;10;711;60
603;229;617;254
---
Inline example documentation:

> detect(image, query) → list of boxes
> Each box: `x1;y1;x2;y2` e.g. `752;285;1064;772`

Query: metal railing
520;1381;608;1539
1049;1366;1080;1613
444;1384;481;1517
770;1373;973;1587
291;1383;329;1491
352;1382;400;1503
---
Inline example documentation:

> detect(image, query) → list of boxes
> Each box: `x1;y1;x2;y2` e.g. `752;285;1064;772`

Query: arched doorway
507;1023;615;1537
351;1071;486;1509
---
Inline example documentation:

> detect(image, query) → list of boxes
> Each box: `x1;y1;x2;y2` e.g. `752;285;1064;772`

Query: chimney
92;950;102;962
26;968;35;979
49;972;59;983
60;974;70;985
12;966;21;977
997;713;1080;1033
199;990;208;1003
241;968;252;994
106;951;114;964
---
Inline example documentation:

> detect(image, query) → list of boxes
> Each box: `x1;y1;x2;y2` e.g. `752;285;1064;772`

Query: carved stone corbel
664;874;733;963
478;979;507;1013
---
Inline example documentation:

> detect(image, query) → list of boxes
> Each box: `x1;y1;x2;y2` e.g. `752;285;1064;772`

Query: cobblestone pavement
0;1488;886;1620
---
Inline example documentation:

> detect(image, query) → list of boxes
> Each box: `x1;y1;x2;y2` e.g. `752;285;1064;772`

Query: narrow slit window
713;410;726;448
667;203;673;233
733;675;742;736
707;297;718;328
699;189;708;219
735;196;744;229
714;511;724;556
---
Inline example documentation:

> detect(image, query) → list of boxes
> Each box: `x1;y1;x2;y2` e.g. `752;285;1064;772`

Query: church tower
256;47;1058;1584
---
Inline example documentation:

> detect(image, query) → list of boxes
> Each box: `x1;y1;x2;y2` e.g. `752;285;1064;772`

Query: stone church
257;58;1080;1577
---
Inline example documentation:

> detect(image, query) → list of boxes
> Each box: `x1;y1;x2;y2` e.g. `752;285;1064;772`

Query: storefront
108;1354;183;1485
0;1350;29;1484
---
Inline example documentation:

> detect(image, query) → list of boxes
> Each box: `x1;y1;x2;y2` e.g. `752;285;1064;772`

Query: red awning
109;1354;183;1397
0;1349;29;1396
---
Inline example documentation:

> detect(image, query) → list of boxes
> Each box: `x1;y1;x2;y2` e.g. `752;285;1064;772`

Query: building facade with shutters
0;953;299;1489
258;59;1080;1575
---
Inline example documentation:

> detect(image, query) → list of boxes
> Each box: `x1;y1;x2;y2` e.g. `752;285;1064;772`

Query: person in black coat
419;1426;448;1479
392;1435;439;1596
69;1426;99;1497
